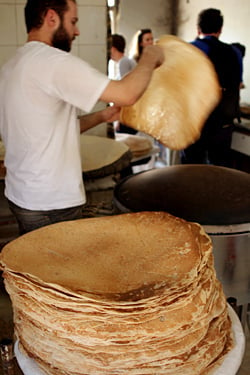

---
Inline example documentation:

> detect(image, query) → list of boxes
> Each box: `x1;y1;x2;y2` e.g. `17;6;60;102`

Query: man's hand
140;45;165;69
101;105;121;123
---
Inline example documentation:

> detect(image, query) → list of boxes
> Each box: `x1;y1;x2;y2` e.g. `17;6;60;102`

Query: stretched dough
120;35;221;150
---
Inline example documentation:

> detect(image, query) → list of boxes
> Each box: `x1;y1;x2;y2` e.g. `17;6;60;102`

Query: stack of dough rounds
0;212;233;374
80;134;132;178
120;35;222;150
116;133;154;157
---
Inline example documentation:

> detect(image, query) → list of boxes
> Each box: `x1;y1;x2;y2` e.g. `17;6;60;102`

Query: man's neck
27;29;52;46
198;31;221;39
113;51;124;62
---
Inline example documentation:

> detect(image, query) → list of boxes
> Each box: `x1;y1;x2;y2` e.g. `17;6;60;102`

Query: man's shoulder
198;37;238;56
120;56;136;65
191;38;210;54
192;37;234;51
192;37;241;71
119;56;136;74
213;39;238;54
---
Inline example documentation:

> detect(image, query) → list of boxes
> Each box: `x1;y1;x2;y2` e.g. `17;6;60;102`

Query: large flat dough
120;35;221;150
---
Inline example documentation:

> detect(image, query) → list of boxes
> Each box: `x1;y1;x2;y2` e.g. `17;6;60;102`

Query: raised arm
100;45;164;106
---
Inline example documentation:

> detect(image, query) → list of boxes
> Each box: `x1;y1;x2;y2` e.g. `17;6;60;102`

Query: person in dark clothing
181;8;242;167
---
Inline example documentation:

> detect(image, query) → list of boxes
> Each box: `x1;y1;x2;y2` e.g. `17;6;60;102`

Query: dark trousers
181;125;234;167
8;200;83;235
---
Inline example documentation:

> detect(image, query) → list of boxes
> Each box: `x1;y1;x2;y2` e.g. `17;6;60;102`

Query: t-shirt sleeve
51;54;110;113
119;57;136;78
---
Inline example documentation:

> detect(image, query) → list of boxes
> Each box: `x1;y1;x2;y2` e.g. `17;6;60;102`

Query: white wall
0;0;107;71
117;0;172;55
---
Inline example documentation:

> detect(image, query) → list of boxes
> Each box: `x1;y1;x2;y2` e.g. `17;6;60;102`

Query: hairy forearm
79;111;104;133
79;106;120;133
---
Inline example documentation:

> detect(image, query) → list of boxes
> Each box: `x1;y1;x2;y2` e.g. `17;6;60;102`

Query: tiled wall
0;0;26;67
0;0;107;71
0;0;108;135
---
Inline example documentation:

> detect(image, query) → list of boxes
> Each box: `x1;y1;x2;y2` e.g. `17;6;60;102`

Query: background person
0;0;164;235
180;8;242;167
109;34;136;80
109;34;137;134
129;28;168;167
129;28;154;62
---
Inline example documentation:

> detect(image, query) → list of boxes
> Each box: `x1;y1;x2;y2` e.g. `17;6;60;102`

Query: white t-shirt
118;56;136;79
108;56;136;81
0;42;109;210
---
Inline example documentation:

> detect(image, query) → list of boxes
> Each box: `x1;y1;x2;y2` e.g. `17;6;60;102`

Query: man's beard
52;23;72;52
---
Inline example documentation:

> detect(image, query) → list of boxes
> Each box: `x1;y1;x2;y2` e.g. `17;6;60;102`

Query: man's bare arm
100;45;164;106
79;106;120;133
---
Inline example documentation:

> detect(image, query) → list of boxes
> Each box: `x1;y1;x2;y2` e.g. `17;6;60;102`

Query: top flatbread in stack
116;133;154;158
0;212;210;298
120;35;221;150
0;212;233;374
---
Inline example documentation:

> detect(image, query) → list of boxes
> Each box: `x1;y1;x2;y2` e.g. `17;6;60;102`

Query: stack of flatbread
80;135;132;178
115;133;154;158
0;212;233;374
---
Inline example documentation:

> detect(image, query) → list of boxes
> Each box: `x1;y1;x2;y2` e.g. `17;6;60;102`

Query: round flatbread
0;211;211;299
120;35;221;150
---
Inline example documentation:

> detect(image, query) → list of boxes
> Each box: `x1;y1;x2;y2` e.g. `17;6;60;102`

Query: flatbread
80;135;130;173
0;211;211;298
120;35;221;150
116;133;153;157
0;212;234;374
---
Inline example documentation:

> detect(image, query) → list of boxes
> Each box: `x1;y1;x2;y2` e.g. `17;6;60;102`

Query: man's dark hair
198;8;223;34
111;34;126;53
24;0;75;33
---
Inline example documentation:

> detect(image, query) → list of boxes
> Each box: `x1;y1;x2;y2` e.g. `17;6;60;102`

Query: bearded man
0;0;164;234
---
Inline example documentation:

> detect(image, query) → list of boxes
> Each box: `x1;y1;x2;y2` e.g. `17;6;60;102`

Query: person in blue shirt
181;8;242;167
